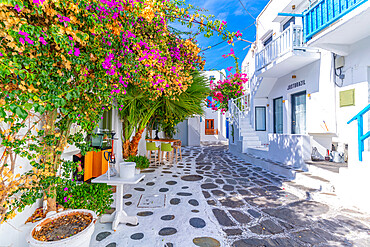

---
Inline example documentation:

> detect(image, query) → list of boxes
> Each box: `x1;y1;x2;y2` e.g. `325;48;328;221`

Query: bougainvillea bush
0;0;238;221
209;48;248;113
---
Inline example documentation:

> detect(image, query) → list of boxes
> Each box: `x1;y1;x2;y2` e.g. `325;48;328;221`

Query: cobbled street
91;146;370;247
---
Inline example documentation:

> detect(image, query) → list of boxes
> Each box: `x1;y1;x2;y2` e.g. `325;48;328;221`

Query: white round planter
27;209;97;247
119;161;136;179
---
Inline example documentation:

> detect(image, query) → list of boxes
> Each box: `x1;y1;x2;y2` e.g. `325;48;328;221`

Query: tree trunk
46;187;57;212
122;140;130;159
128;128;145;157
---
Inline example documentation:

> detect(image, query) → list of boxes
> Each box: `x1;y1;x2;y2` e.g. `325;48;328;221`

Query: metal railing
228;94;250;141
347;104;370;161
255;24;303;71
303;0;368;42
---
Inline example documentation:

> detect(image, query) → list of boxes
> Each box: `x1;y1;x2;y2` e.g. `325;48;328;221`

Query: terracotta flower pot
27;209;97;247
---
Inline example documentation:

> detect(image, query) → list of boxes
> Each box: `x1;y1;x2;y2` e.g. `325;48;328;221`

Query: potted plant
26;209;97;247
125;155;150;174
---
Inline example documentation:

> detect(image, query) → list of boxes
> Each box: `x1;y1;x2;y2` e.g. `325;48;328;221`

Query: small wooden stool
173;140;182;163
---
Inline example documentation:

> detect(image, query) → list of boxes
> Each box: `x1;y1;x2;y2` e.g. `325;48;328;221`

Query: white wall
334;36;370;159
188;116;201;146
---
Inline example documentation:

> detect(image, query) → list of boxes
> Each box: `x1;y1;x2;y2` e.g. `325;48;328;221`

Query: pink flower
19;37;25;45
74;48;80;56
68;36;73;41
235;30;242;38
24;37;33;45
14;5;22;12
64;187;68;191
227;66;233;71
39;36;47;45
0;53;3;56
33;0;45;6
63;197;68;202
68;50;73;55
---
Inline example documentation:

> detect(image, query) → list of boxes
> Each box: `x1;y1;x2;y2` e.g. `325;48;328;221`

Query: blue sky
184;0;270;74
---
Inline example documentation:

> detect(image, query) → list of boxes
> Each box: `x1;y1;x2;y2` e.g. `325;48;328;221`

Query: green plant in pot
126;155;150;171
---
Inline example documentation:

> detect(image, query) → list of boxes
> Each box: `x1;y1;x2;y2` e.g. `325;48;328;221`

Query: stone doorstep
293;171;335;193
282;180;341;208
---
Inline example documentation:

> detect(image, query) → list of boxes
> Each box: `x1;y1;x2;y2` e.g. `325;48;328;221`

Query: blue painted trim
348;104;370;124
347;104;370;162
278;13;304;17
303;0;368;43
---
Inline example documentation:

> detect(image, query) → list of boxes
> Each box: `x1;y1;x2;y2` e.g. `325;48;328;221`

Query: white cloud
216;12;229;21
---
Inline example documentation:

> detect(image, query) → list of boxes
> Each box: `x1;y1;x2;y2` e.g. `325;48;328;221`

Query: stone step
282;181;340;206
243;140;261;147
294;171;335;193
242;135;260;141
240;131;258;137
305;161;344;182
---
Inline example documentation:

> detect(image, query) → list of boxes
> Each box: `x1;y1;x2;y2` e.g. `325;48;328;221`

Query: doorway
205;119;216;135
273;97;283;134
291;91;306;134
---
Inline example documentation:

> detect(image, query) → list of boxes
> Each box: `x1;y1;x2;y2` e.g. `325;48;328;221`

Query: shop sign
287;80;305;90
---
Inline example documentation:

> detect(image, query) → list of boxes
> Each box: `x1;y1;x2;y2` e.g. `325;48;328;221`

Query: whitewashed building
230;0;370;212
175;70;229;146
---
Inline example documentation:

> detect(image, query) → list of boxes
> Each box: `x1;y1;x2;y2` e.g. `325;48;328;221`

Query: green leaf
9;104;17;113
0;108;6;118
66;92;72;100
16;106;28;120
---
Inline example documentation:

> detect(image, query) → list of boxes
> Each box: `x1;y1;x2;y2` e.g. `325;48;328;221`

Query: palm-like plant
150;70;210;138
117;85;159;158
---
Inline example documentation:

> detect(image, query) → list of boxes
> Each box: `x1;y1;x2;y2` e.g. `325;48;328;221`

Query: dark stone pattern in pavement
197;146;370;247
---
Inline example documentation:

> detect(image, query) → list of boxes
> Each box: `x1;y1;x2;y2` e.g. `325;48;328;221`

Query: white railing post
255;24;304;71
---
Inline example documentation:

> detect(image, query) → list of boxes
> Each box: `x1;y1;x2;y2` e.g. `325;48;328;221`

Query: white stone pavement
90;146;370;247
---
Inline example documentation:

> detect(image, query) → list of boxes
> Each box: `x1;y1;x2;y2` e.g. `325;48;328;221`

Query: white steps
238;119;263;148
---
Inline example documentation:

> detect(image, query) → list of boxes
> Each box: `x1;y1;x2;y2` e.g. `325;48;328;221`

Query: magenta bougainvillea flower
39;36;47;45
14;5;22;12
74;48;80;56
32;0;45;6
226;66;233;71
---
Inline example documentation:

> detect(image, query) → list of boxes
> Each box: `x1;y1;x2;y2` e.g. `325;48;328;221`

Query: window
283;17;295;31
209;76;215;81
291;91;306;134
273;97;283;134
206;96;213;108
263;35;273;47
255;107;266;131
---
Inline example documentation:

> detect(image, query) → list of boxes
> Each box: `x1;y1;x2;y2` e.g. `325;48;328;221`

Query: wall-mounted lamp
307;93;311;98
266;104;269;107
282;100;286;103
292;75;297;79
292;5;296;10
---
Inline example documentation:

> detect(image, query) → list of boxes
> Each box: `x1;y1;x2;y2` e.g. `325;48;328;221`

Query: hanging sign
287;80;305;90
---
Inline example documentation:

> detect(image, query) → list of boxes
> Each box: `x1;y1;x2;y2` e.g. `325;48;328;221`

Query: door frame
291;90;306;134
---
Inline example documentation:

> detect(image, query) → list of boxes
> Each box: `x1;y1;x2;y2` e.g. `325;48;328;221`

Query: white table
92;173;145;231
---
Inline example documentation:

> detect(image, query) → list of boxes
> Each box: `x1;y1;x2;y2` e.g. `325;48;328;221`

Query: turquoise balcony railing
303;0;368;42
347;104;370;161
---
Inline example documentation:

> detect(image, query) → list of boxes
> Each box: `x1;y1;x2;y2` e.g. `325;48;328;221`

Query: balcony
255;24;320;78
303;0;370;54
